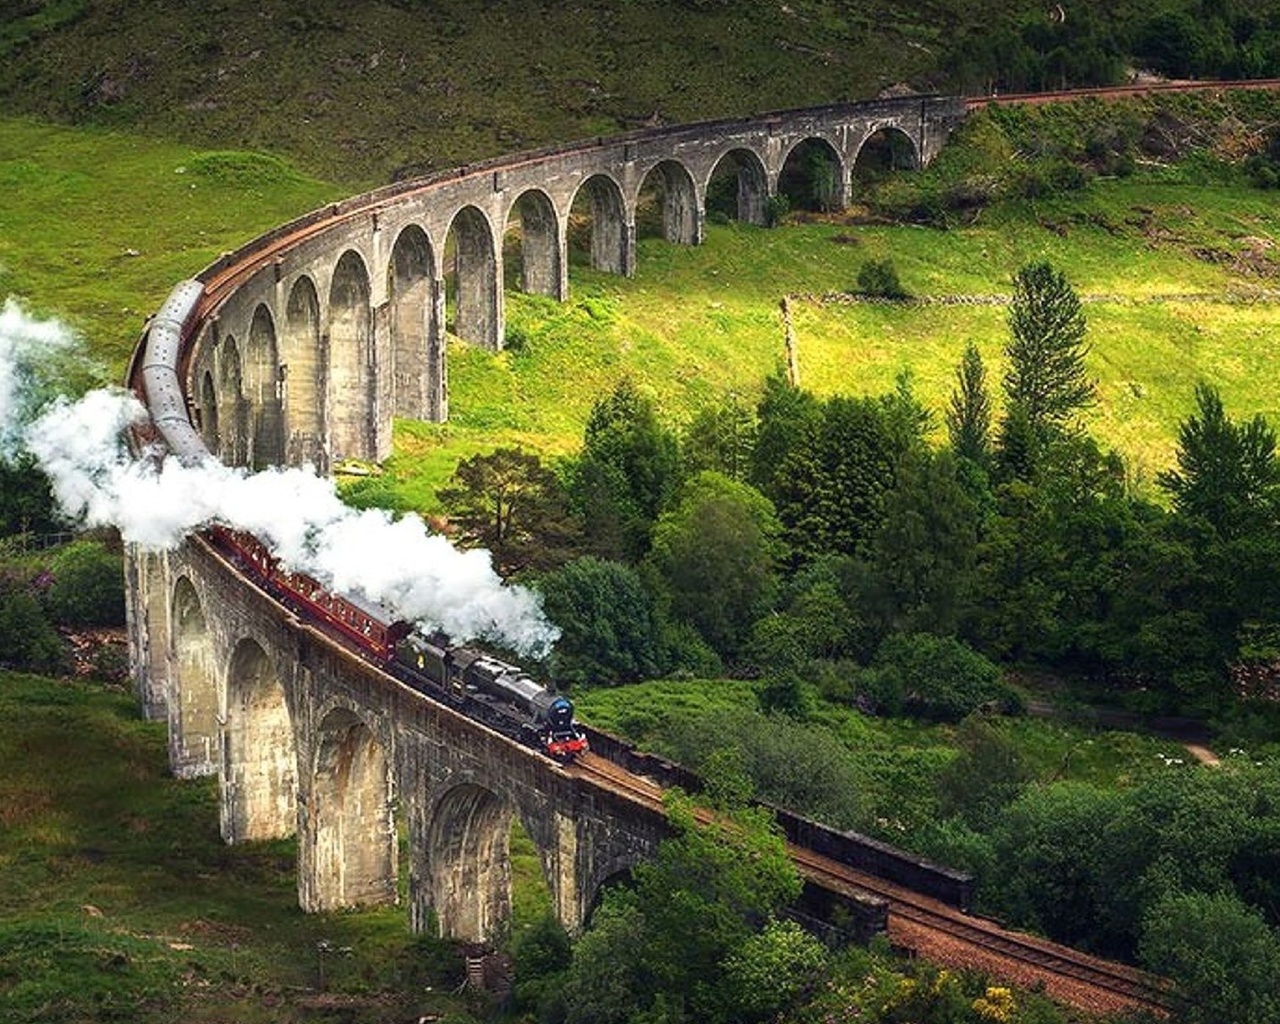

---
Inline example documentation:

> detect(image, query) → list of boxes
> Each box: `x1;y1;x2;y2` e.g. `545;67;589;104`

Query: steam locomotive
205;525;588;761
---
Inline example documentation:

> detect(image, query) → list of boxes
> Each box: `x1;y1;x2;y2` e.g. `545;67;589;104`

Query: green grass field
422;180;1280;503
0;670;485;1023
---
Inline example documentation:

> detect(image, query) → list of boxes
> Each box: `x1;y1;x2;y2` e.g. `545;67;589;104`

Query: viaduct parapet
125;93;968;943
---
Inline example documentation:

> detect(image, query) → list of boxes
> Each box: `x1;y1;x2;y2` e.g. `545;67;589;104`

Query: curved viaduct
124;94;967;943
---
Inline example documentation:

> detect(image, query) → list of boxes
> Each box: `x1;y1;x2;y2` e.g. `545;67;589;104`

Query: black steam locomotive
205;525;588;761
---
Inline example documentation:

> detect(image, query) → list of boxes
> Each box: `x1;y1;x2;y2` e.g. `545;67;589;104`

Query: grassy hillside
0;669;492;1023
0;118;341;372
9;0;1268;189
4;107;1280;500
0;0;950;188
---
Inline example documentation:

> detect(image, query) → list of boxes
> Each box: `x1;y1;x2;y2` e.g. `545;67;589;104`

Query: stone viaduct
125;93;968;943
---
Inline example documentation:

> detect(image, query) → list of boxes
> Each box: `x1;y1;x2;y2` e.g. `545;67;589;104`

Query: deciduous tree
645;471;784;661
538;556;664;686
437;447;579;576
561;795;801;1024
1140;890;1280;1024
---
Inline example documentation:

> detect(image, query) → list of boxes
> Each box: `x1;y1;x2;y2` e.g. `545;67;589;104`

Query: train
205;524;589;761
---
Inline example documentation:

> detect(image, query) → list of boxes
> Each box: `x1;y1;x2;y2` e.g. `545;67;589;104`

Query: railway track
571;752;1172;1017
966;77;1280;109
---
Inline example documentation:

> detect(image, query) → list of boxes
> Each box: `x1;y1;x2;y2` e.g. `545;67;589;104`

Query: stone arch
777;136;847;213
217;335;247;466
585;865;636;925
246;304;285;470
327;251;376;462
425;783;514;942
444;206;501;351
170;575;217;778
505;188;563;300
568;173;632;276
852;125;920;185
705;148;769;225
221;637;296;843
198;370;218;453
635;160;701;245
283;276;326;470
307;706;396;910
388;224;445;422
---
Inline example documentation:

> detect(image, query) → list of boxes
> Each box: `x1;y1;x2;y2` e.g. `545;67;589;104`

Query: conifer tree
946;341;992;466
1003;260;1095;437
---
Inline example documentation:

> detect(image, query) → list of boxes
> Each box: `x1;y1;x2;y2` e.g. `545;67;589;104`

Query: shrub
765;193;791;226
42;540;124;628
856;258;909;300
0;572;68;674
510;915;572;1018
872;631;1016;722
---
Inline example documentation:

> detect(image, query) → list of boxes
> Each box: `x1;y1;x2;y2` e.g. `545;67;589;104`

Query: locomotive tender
207;525;589;761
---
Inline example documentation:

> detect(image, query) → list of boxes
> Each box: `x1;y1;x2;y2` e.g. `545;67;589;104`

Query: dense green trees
558;796;806;1024
965;757;1280;1021
538;556;664;686
573;377;681;561
431;257;1280;727
1141;890;1280;1024
645;472;784;662
942;1;1280;95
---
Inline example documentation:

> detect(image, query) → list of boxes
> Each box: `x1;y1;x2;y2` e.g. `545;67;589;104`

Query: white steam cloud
2;297;559;657
0;297;82;455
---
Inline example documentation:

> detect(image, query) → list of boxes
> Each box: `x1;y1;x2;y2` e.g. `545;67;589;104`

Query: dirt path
1023;697;1222;765
1182;743;1221;766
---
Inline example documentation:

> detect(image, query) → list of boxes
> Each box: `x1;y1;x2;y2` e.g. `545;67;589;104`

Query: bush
872;632;1016;722
538;556;665;686
850;663;905;716
0;572;68;674
42;540;124;628
856;258;908;300
765;193;790;226
1014;158;1091;199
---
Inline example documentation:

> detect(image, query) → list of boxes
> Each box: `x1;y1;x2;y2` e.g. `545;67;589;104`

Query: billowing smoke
0;297;84;456
1;298;560;657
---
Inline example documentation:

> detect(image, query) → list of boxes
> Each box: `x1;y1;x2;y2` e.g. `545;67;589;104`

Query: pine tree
1158;382;1280;540
1002;261;1095;437
946;342;992;466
